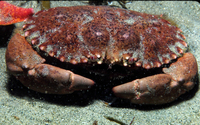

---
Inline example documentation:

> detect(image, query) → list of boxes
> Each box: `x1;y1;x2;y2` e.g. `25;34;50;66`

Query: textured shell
23;6;187;69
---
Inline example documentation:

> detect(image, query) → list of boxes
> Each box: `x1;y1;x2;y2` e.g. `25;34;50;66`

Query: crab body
5;6;198;104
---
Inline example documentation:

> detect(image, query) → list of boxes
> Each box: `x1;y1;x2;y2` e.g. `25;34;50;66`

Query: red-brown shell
22;6;187;69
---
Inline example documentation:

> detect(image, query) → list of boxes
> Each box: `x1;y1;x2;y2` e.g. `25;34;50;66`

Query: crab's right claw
113;53;198;104
6;33;94;94
23;64;95;94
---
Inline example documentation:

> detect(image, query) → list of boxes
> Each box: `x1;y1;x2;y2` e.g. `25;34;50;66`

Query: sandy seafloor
0;1;200;125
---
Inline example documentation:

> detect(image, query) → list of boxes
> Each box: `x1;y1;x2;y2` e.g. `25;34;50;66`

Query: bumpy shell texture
23;6;187;69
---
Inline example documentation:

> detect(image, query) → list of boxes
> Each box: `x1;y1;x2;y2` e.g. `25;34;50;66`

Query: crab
5;5;198;105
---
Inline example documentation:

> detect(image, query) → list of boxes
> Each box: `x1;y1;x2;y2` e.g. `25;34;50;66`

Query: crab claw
15;64;95;94
113;53;198;104
25;64;95;94
6;33;94;94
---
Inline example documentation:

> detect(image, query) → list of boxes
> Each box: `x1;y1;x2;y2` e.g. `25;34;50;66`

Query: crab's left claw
0;1;34;25
113;53;198;104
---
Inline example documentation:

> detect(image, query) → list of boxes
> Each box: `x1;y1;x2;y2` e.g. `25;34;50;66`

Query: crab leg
6;33;94;94
113;53;198;104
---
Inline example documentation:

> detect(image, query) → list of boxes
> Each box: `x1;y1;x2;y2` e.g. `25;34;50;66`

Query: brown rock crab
5;6;198;104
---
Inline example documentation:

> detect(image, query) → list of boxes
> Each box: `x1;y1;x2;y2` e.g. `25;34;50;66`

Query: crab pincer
6;33;94;94
113;53;198;104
